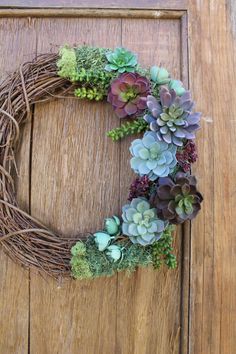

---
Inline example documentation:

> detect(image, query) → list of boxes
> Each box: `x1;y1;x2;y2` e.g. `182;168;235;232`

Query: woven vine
0;46;203;280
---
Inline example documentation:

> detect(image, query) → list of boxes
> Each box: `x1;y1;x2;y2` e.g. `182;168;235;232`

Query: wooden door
0;1;235;354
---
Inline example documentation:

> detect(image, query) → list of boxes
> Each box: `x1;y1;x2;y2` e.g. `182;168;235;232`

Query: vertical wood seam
179;12;191;354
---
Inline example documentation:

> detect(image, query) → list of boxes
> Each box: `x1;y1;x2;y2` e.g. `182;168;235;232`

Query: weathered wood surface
0;0;187;10
0;18;35;353
188;1;236;353
29;17;183;354
0;0;235;353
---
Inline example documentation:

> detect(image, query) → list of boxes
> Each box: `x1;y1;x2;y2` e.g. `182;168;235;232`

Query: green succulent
104;216;121;236
168;79;186;96
93;231;113;251
150;66;170;85
105;47;138;73
105;245;122;262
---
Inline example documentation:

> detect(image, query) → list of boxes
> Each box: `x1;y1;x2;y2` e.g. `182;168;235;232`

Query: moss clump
151;225;177;269
57;46;78;81
57;45;118;99
70;237;152;280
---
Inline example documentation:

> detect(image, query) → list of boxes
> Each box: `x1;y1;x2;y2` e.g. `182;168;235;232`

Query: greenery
71;237;153;280
151;225;177;269
107;119;148;141
57;46;78;81
57;45;118;98
70;224;177;280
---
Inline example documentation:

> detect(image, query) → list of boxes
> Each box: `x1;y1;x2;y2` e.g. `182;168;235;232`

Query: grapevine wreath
0;46;203;280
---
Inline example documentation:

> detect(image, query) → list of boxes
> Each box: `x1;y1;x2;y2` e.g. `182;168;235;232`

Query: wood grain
0;18;36;353
117;18;183;354
188;1;236;353
0;0;187;10
0;9;185;19
29;18;121;354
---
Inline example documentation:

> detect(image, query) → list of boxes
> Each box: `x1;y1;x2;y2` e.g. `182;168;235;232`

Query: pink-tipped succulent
108;72;150;118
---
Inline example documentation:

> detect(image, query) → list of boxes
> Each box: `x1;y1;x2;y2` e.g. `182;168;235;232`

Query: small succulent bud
168;79;186;96
93;232;112;251
150;66;170;85
104;216;121;235
106;245;122;262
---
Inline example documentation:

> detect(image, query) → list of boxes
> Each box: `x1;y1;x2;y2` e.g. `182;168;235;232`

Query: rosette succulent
130;131;177;181
105;47;137;73
122;197;165;245
144;87;201;146
151;172;203;224
108;72;150;118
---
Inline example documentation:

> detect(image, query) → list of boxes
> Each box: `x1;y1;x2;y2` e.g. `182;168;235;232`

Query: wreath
0;46;203;280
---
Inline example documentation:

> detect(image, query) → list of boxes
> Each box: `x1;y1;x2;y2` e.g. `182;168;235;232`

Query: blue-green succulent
105;245;122;262
105;47;137;73
93;231;113;251
130;131;177;181
168;79;186;96
150;66;170;85
122;197;166;245
104;216;121;235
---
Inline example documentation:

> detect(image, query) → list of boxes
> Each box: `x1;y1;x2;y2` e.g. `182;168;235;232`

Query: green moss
57;46;78;81
70;225;177;280
70;256;93;280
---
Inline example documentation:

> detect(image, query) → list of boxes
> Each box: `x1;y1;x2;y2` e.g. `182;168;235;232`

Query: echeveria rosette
122;197;166;246
144;87;201;146
151;172;203;224
107;72;150;118
130;131;177;181
105;47;137;73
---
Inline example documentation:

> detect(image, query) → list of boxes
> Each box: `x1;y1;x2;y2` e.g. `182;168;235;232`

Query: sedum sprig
151;225;177;269
107;119;148;141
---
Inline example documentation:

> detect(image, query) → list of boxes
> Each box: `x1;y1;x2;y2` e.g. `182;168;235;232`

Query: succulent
105;47;137;73
130;131;177;181
93;231;113;251
107;72;150;118
128;175;152;201
105;245;122;262
104;216;121;236
144;87;201;146
150;66;170;85
168;79;186;96
122;197;166;246
151;172;203;224
176;140;198;172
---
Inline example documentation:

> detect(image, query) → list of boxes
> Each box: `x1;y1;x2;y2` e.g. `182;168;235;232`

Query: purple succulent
150;172;203;224
107;72;150;118
144;87;201;146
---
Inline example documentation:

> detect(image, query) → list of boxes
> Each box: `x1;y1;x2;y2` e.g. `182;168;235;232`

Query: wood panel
0;18;36;353
188;1;236;353
29;18;121;354
0;0;187;10
117;19;183;354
